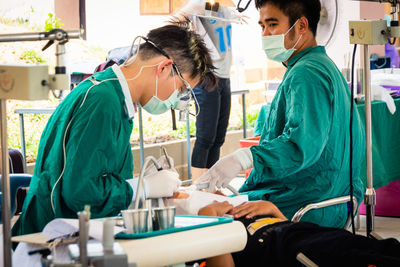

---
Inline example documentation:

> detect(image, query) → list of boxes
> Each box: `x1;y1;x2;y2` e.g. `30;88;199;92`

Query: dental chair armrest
291;195;357;228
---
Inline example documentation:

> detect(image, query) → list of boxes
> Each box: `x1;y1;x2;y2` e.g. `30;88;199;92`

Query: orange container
239;136;261;178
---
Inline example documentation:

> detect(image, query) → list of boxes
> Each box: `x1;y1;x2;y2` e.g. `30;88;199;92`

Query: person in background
179;0;240;180
12;19;216;237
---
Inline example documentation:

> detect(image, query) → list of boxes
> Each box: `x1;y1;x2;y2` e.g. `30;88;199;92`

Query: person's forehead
258;3;288;24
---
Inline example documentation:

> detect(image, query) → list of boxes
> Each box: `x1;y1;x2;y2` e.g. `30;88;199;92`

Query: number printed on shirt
214;25;232;53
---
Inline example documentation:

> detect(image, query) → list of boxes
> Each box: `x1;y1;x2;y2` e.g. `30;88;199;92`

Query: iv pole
351;0;400;237
362;44;376;236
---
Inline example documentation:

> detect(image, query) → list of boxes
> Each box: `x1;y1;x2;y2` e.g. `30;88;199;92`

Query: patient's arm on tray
198;201;235;267
198;201;233;216
198;200;287;219
230;200;287;220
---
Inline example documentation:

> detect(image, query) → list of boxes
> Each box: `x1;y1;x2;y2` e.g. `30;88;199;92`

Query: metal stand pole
186;111;191;180
18;114;27;171
78;210;89;267
363;44;376;236
242;94;247;138
1;99;12;267
138;105;144;168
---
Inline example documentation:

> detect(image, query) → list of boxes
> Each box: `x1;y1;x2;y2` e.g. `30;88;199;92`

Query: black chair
0;174;32;223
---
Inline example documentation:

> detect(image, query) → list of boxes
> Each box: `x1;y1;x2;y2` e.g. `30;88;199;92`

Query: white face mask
123;35;199;116
261;19;302;62
143;67;181;115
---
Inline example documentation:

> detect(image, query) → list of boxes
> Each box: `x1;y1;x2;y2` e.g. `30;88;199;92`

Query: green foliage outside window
19;49;45;64
44;13;63;32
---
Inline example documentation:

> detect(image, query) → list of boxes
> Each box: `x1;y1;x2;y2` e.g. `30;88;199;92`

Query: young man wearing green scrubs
197;0;365;228
13;20;216;236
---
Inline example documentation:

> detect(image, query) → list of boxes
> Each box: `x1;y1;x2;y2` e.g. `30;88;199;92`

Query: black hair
138;17;217;89
255;0;321;36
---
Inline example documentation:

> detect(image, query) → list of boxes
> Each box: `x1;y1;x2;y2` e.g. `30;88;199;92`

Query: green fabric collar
287;46;326;68
92;67;125;103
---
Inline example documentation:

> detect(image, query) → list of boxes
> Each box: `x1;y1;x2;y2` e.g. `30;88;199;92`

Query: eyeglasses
140;36;192;92
128;35;199;115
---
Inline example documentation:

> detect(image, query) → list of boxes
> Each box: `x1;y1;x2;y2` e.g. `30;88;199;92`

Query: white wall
86;0;172;51
0;0;361;75
85;0;266;69
0;0;366;70
231;3;267;69
85;0;361;70
325;0;361;69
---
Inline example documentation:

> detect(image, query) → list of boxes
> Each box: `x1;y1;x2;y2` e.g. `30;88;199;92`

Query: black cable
237;0;252;13
389;20;398;45
349;43;357;235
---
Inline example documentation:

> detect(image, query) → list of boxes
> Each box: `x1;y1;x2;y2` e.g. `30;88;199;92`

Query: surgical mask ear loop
292;34;302;50
172;68;176;92
155;71;159;97
283;19;302;51
284;19;299;36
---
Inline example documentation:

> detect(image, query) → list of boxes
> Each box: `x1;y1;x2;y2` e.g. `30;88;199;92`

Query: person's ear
156;59;174;78
298;16;309;35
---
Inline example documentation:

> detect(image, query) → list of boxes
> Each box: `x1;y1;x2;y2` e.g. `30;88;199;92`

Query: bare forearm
207;254;235;267
198;206;218;216
198;204;235;266
271;205;287;220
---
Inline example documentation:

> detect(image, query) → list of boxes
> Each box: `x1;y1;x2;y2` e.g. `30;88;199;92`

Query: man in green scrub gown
12;20;216;236
197;0;365;227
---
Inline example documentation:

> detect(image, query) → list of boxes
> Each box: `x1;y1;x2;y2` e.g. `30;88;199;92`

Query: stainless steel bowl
153;206;176;230
121;209;149;233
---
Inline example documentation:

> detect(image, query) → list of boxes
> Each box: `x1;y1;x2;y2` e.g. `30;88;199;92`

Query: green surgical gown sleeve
59;87;133;218
250;68;333;182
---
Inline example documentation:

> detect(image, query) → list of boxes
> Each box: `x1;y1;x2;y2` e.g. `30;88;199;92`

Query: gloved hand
195;148;253;192
225;8;249;24
145;169;182;198
143;155;177;177
180;0;205;16
372;84;396;114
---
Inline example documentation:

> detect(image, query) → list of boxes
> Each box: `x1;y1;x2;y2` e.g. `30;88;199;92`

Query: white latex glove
196;148;253;192
372;84;396;114
143;155;177;176
180;0;205;16
225;7;248;24
145;170;182;198
165;190;248;215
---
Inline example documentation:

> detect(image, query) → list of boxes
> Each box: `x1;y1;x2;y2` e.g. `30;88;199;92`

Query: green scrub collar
286;46;326;68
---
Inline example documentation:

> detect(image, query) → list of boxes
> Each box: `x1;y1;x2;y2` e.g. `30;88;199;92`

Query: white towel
165;189;248;215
